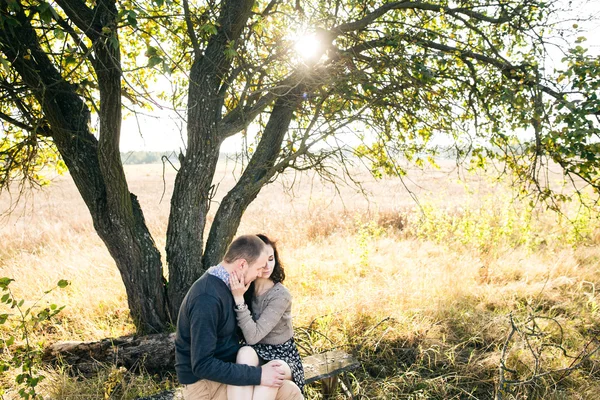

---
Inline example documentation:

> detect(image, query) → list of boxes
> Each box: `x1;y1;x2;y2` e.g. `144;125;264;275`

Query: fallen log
44;334;361;398
43;332;176;375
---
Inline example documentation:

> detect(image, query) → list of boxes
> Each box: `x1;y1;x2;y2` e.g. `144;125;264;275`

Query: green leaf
57;279;69;288
162;61;172;74
0;57;10;75
108;36;119;50
148;56;162;68
6;0;20;12
200;23;218;35
2;14;21;28
224;47;237;60
54;28;65;40
38;2;53;24
0;313;8;324
126;10;138;28
0;277;14;289
145;46;158;57
64;55;77;66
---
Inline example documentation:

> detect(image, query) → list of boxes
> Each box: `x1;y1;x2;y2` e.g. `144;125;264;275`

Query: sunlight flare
293;32;322;61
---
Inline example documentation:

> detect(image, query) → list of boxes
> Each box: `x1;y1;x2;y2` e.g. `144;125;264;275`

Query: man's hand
229;270;251;305
260;361;285;387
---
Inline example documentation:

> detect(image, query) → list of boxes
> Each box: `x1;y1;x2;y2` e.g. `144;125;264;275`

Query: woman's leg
227;346;259;400
252;360;292;400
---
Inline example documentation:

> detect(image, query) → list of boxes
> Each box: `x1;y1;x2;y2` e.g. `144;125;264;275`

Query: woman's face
261;244;276;279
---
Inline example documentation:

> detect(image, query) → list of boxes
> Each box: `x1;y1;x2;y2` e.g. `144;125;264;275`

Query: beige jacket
235;283;294;345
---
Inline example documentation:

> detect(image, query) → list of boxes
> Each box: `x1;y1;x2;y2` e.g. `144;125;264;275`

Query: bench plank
138;390;182;400
303;350;360;384
137;350;359;400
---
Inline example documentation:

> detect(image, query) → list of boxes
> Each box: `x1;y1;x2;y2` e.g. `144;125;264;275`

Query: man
175;234;303;399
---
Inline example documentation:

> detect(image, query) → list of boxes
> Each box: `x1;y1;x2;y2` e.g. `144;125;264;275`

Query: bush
0;277;69;399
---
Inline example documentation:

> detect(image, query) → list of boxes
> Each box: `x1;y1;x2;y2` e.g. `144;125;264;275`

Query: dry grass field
1;159;600;399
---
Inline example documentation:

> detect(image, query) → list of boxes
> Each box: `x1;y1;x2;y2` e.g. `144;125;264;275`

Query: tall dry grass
1;161;600;399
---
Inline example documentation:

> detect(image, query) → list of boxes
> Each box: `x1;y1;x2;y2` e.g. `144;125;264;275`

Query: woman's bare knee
237;346;259;366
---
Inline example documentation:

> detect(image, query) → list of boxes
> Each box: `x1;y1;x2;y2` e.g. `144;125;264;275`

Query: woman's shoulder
268;282;292;300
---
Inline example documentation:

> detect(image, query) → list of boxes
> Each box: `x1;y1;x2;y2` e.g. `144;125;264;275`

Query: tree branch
338;32;573;114
182;0;201;57
0;110;34;132
203;87;304;266
50;3;94;62
332;1;513;37
54;0;100;40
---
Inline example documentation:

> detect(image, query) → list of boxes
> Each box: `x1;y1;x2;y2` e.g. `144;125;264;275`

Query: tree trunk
0;0;168;333
203;92;303;266
165;0;257;319
43;333;176;375
164;60;223;321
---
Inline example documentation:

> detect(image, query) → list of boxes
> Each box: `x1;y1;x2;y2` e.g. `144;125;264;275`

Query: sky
117;1;600;154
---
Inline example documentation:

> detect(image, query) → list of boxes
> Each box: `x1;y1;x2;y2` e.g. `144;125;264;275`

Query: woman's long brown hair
243;234;286;312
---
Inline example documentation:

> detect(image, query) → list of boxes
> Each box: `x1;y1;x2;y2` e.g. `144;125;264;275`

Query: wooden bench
303;349;360;398
137;349;360;399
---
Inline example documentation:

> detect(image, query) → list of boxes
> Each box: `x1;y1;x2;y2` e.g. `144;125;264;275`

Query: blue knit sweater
175;273;262;385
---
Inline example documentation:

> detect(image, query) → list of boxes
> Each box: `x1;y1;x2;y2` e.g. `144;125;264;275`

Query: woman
228;234;305;400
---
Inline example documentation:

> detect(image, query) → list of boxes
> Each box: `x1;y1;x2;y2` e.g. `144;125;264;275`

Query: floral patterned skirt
252;337;305;393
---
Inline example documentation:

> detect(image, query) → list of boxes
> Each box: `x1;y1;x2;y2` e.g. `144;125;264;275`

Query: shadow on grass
298;297;600;399
39;292;600;400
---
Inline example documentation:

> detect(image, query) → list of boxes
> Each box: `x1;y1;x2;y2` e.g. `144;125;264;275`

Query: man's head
222;234;268;283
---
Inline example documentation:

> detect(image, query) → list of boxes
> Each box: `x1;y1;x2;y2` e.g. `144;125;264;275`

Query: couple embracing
175;234;305;399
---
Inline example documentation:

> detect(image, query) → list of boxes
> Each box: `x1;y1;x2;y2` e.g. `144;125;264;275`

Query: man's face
243;249;269;283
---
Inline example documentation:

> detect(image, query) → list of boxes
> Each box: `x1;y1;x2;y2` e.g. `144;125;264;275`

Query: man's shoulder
190;272;228;290
184;274;230;304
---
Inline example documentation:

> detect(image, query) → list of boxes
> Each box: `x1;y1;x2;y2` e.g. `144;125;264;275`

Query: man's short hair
223;235;266;265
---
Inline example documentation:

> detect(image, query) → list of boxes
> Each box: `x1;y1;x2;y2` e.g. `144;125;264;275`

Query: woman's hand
229;270;250;305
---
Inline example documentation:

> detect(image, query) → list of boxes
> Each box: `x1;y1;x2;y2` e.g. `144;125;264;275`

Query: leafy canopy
1;0;599;206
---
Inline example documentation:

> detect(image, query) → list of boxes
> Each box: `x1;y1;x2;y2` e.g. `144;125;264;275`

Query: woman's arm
235;287;291;345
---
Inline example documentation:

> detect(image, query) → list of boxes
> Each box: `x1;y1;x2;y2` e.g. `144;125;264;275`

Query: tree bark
203;91;303;266
165;0;257;319
1;0;302;331
0;0;168;333
43;333;176;375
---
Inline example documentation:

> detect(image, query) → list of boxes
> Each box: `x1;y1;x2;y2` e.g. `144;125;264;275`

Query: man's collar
207;264;230;288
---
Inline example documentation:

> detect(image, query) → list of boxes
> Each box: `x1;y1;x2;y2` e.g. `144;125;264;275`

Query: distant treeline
120;147;514;166
120;151;179;165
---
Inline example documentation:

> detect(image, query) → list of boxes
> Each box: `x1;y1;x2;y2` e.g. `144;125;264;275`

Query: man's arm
189;294;261;385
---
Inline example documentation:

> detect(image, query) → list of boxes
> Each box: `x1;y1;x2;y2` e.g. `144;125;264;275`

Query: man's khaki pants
182;379;303;400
